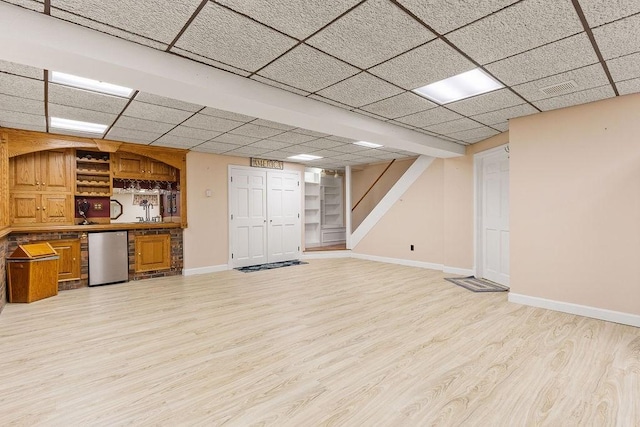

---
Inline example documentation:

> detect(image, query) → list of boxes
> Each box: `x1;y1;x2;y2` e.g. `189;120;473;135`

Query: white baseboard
352;253;443;271
302;251;351;260
443;266;474;276
182;264;229;276
508;293;640;328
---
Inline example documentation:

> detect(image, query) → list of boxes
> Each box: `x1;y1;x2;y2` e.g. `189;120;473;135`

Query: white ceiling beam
0;3;464;158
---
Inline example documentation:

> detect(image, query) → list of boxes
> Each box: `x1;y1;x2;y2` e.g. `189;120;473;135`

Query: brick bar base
6;228;183;293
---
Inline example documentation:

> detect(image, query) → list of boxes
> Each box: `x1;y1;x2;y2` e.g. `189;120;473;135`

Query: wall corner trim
182;264;230;276
508;293;640;328
302;251;352;260
351;155;435;248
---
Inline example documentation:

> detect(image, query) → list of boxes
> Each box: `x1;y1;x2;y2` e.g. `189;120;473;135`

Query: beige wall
510;93;640;315
352;133;507;268
351;158;415;230
184;152;304;271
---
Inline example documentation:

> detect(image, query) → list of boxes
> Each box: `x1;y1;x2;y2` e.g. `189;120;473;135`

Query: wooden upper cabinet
113;152;176;181
9;149;73;193
10;193;74;225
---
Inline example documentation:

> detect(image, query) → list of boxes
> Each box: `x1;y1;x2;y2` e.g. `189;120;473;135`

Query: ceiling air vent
539;80;578;96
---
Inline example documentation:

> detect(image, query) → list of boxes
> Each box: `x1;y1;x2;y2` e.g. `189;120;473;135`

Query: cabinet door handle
36;181;40;186
41;182;45;186
36;206;40;210
42;206;46;210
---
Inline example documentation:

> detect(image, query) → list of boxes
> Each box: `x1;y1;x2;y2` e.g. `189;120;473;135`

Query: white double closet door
229;167;301;268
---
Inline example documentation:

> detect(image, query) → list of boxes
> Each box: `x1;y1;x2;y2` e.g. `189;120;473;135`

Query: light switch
205;189;212;197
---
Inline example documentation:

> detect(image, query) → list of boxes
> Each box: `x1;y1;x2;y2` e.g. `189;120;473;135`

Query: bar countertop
8;222;182;234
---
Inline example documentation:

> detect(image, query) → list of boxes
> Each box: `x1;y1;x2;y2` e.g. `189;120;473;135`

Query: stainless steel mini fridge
88;231;129;286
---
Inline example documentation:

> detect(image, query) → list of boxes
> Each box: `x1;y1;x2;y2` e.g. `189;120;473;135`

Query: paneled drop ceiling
0;0;639;167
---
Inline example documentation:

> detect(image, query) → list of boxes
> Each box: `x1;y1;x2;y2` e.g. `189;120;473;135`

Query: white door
229;168;267;268
267;171;301;263
480;149;510;286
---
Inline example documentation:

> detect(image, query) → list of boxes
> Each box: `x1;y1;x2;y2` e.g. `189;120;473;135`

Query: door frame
473;143;509;279
227;165;302;267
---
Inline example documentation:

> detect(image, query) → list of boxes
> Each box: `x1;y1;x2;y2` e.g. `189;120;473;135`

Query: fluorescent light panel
288;154;322;161
353;141;383;148
413;68;503;104
50;117;108;134
51;71;134;97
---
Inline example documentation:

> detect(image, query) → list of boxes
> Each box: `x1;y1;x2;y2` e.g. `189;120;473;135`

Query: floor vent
539;80;578;96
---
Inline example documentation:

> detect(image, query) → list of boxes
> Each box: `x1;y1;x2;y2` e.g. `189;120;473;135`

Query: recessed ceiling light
287;154;323;161
50;71;134;97
353;141;383;148
412;68;503;104
50;117;108;134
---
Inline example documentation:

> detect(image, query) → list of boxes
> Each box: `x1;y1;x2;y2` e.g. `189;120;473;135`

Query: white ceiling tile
606;52;640;82
249;75;311;96
250;119;295;131
262;151;294;160
200;107;255;122
448;0;584;64
268;131;318;144
152;134;202;148
331;143;372;154
299;138;343;149
352;109;388;121
151;140;194;149
196;141;241;152
360;92;436;119
123;100;194;124
533;85;615;111
170;47;252;76
2;0;43;12
226;146;272;156
190;145;226;154
0;121;46;132
512;63;610;102
395;107;463;128
446;89;525;116
0;59;42;79
249;140;292;150
397;0;519;34
582;0;640;27
112;116;175;134
211;134;260;145
299;149;341;158
425;118;483;135
274;145;316;154
471;103;538;126
48;103;117;125
167;126;221;142
51;9;166;50
174;2;297;72
0;93;44;115
316;73;404;107
369;39;475;90
216;0;361;39
258;44;359;92
617;77;640;95
492;122;510;132
182;114;245;132
134;92;203;112
0;73;43;101
449;126;500;143
593;14;640;60
307;94;354;109
106;127;162;144
291;128;329;138
326;135;357;143
485;33;599;86
49;84;129;114
51;0;203;45
307;0;435;69
229;123;286;138
0;110;44;127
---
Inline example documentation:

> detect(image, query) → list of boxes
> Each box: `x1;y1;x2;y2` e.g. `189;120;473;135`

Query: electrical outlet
94;203;103;210
410;244;414;251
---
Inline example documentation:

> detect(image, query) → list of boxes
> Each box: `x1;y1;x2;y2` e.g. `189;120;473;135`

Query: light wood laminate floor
0;258;638;426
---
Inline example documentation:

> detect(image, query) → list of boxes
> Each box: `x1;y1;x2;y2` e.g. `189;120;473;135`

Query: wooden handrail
351;159;395;212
